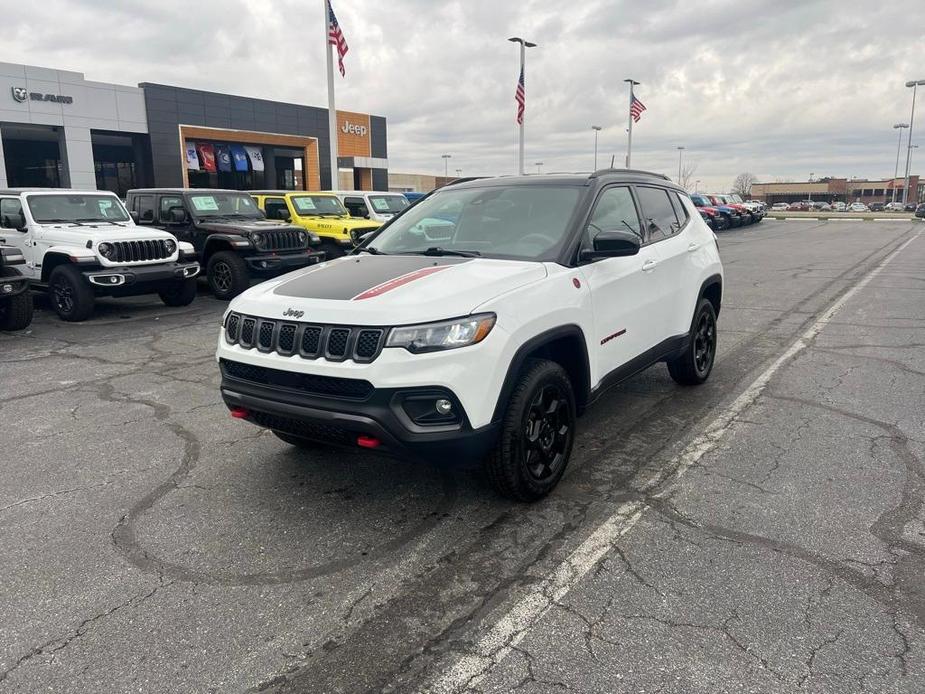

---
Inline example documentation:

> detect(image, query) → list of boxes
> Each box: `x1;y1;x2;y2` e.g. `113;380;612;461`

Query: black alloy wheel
48;265;95;322
211;261;233;293
523;383;572;482
667;298;717;386
692;309;716;377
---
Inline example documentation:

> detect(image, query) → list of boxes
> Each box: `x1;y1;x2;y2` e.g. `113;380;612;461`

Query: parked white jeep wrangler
0;190;200;321
217;171;724;500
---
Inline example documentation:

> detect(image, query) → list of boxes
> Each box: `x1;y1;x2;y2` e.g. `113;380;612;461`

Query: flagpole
624;78;639;168
324;0;338;189
508;37;536;176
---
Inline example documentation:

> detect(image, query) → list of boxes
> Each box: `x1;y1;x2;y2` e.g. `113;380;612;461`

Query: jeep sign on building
0;62;390;195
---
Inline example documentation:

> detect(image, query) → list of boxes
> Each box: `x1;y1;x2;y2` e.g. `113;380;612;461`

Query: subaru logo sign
11;87;27;103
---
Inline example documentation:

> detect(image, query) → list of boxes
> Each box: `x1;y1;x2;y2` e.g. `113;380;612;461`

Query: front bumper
244;250;325;274
83;261;200;289
219;359;499;465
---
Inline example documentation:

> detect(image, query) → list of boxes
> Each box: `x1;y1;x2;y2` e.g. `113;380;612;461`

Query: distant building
386;172;456;193
751;177;922;205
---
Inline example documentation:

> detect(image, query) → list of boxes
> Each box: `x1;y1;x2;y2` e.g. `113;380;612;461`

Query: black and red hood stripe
272;255;471;301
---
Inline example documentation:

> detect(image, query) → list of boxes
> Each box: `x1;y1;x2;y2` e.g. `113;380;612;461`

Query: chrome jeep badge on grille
283;308;304;319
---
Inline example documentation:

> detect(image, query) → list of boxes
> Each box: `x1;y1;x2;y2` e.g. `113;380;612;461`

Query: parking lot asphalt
1;219;923;693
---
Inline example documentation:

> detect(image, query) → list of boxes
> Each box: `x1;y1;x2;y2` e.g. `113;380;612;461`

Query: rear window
636;186;680;242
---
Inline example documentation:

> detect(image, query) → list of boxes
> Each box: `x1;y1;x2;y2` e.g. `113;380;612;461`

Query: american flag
515;66;525;125
630;95;646;123
327;1;349;77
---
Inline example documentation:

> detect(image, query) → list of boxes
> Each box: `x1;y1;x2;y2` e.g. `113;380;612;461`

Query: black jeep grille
224;312;385;363
221;359;374;400
109;240;172;263
260;229;306;252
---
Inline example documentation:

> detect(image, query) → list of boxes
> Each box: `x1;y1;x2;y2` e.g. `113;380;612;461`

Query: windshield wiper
354;246;386;255
410;247;481;257
40;219;88;226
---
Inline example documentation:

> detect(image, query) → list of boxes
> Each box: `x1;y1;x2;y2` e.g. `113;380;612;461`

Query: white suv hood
37;222;177;244
231;255;548;325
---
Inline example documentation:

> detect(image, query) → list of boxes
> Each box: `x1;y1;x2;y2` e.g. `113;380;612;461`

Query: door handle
642;259;658;272
687;242;700;253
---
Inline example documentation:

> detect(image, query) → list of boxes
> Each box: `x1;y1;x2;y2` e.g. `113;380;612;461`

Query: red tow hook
357;435;381;449
229;407;250;419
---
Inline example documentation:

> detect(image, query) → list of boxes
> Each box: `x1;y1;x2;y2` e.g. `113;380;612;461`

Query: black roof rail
439;176;487;188
589;167;671;181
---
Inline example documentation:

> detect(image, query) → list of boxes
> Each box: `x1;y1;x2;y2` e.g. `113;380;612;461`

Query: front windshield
368;195;409;214
368;185;582;261
28;194;130;224
186;193;262;218
291;195;348;216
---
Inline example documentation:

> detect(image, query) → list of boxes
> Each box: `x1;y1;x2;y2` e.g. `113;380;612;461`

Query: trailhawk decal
273;255;470;301
352;266;452;300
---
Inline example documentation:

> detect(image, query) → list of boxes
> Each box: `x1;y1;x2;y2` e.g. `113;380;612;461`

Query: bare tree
679;161;698;192
731;172;757;198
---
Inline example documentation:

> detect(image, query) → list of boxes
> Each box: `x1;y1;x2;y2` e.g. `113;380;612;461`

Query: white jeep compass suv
217;170;723;500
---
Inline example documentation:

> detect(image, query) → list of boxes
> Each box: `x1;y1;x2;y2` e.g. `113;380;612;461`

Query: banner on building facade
185;142;200;170
196;143;217;173
230;145;250;172
215;144;233;172
244;146;265;172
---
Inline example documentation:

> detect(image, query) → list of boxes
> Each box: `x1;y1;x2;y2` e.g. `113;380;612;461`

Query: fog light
435;399;453;416
1;283;12;294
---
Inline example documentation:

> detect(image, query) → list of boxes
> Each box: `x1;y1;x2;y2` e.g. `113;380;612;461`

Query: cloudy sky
4;0;923;190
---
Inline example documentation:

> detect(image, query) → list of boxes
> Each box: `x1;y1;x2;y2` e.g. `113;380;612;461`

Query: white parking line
424;229;922;694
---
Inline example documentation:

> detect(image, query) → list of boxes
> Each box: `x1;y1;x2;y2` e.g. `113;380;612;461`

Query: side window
0;198;24;228
264;197;289;221
344;197;369;218
134;195;155;223
636;186;680;242
582;186;642;254
669;192;691;227
159;196;184;219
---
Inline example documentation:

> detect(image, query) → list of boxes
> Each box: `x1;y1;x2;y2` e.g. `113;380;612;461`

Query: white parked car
217;171;724;500
0;189;200;321
885;202;906;212
849;202;869;213
330;190;410;224
832;202;847;212
771;202;789;211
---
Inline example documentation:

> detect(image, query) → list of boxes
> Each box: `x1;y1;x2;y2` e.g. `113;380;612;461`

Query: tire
273;430;316;449
48;264;95;322
320;240;346;260
0;291;33;330
484;358;576;502
207;251;250;301
158;278;198;307
668;298;718;386
715;214;729;231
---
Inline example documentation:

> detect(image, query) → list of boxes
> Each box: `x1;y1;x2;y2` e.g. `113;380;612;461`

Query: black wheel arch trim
698;273;723;317
491;324;592;422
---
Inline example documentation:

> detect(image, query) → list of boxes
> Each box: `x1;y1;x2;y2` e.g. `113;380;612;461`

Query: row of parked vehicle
769;200;921;213
689;193;766;231
0;187;412;328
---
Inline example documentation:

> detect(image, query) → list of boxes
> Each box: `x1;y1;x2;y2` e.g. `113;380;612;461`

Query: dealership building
751;176;922;206
0;62;389;196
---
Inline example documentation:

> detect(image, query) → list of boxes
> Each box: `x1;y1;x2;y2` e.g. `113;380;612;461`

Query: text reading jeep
0;243;32;330
217;170;723;500
0;190;200;322
250;191;380;260
125;189;324;300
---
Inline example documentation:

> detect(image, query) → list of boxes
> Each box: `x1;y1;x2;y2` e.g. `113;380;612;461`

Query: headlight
98;242;114;259
297;231;307;245
164;239;177;254
386;313;496;353
252;233;266;250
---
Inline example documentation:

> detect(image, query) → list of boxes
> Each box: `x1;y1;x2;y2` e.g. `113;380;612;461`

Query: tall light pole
808;172;814;203
535;161;544;174
509;37;537;176
455;168;462;177
441;153;451;178
624;79;640;167
902;79;925;205
591;125;602;170
892;123;910;203
676;146;685;184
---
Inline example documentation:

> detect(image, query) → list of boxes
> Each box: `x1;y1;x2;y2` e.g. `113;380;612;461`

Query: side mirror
580;229;641;261
129;210;140;224
4;213;28;232
168;207;188;224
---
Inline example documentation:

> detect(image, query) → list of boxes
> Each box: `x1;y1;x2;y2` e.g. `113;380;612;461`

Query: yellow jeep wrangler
250;191;381;258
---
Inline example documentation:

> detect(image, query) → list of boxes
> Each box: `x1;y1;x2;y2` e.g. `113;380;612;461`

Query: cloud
2;0;922;191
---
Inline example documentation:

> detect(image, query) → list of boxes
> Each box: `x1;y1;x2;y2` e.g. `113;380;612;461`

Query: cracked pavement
1;220;923;693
